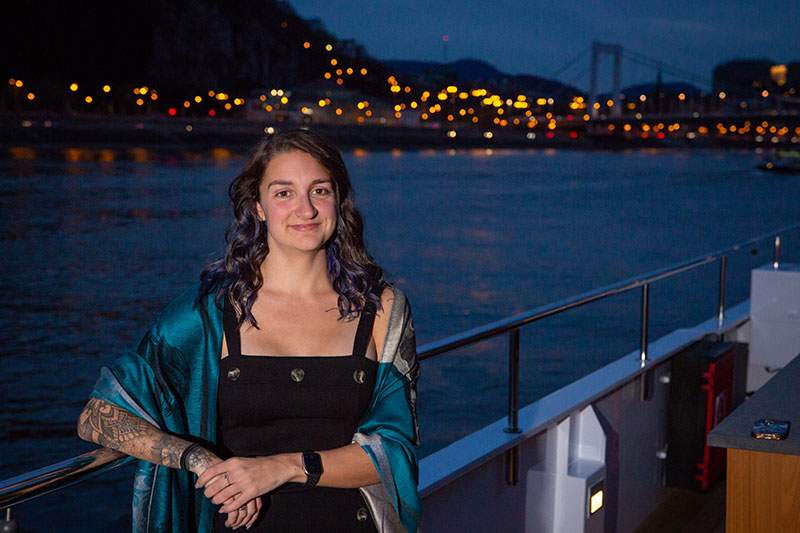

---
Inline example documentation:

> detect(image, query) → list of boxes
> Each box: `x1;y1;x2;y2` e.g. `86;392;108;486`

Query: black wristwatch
301;450;323;488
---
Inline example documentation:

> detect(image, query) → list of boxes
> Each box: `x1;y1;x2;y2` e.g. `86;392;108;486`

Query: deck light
589;481;604;515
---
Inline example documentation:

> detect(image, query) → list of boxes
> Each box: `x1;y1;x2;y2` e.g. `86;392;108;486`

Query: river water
1;145;798;530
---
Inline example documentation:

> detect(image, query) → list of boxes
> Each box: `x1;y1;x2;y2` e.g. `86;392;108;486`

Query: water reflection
8;146;37;160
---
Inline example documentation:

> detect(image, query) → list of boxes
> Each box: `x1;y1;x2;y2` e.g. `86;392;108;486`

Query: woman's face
255;150;338;253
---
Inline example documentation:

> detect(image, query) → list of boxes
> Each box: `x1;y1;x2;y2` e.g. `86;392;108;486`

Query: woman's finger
229;505;247;529
221;495;242;529
212;483;241;506
203;473;230;499
220;488;255;514
244;498;261;529
196;462;227;488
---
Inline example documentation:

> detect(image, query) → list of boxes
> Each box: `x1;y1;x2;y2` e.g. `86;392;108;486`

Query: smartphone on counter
751;418;791;440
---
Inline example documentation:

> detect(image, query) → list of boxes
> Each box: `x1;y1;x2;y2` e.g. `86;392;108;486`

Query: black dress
213;297;379;532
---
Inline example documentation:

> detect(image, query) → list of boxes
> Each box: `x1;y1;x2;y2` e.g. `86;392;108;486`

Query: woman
77;129;421;532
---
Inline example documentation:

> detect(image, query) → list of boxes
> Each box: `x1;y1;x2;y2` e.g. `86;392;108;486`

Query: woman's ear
254;200;267;222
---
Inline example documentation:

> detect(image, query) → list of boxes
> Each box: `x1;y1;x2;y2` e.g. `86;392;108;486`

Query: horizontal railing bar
1;222;798;510
0;448;129;509
419;221;800;360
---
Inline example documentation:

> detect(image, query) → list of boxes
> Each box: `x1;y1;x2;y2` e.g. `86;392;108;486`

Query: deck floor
634;482;725;533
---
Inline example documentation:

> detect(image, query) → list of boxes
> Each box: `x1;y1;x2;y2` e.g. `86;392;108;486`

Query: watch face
304;452;323;475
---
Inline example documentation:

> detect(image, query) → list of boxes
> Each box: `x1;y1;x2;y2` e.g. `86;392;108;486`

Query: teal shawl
90;284;421;532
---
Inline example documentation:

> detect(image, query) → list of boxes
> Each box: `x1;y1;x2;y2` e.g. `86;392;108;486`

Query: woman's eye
313;187;332;196
274;190;291;198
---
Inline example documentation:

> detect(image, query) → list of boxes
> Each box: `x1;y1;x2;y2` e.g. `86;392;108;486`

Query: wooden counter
708;352;800;533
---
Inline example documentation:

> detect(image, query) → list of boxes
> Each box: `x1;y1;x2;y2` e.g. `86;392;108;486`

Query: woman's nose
296;194;318;219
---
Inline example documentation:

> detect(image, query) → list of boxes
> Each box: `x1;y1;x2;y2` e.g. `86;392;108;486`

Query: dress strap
223;293;242;358
352;300;377;359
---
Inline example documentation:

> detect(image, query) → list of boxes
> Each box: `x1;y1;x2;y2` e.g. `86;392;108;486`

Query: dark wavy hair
199;129;384;325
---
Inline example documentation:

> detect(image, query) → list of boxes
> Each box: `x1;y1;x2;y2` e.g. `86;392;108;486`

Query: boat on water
758;150;800;173
2;224;800;532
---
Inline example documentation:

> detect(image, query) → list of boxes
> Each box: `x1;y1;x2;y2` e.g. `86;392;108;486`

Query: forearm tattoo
184;446;217;474
78;398;190;469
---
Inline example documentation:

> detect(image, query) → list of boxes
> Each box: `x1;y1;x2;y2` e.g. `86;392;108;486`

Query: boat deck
635;482;725;533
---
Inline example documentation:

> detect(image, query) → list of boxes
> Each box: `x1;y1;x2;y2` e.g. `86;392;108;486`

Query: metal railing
2;223;798;515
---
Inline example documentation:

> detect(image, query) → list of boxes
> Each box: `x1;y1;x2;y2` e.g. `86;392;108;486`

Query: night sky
289;0;800;90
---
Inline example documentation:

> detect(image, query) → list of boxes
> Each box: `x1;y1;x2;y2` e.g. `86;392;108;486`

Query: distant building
713;59;799;99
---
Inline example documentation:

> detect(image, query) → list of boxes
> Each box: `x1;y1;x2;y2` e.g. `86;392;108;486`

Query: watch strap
302;450;322;488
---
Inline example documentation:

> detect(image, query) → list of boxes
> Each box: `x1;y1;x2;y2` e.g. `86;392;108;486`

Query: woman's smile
289;222;322;232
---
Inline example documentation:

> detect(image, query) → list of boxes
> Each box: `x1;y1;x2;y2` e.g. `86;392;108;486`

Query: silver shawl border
351;286;421;532
354;432;405;532
381;287;421;446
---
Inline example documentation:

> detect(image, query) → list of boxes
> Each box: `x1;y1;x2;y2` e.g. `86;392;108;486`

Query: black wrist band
180;443;202;471
302;450;323;488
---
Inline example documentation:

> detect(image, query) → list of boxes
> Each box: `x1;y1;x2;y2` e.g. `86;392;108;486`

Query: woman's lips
289;223;321;232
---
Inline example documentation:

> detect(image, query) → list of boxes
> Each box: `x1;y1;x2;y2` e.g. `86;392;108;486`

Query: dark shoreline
0;112;764;152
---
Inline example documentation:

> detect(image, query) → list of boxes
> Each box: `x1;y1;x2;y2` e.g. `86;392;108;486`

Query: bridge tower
589;42;623;118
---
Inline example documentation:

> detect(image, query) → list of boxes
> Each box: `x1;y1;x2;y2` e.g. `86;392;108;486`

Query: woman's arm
78;398;262;529
77;397;218;474
196;443;380;513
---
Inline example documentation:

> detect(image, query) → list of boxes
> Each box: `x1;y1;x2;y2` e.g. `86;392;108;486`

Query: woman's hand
196;454;303;514
220;494;262;530
186;449;263;529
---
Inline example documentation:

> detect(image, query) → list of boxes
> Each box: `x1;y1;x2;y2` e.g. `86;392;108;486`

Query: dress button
227;368;240;381
356;507;369;522
353;369;367;384
290;368;305;382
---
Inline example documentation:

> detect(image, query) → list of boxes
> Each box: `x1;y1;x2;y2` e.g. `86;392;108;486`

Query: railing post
718;255;728;329
506;328;521;434
1;507;18;533
504;328;521;485
639;283;653;401
773;235;781;269
639;283;649;365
